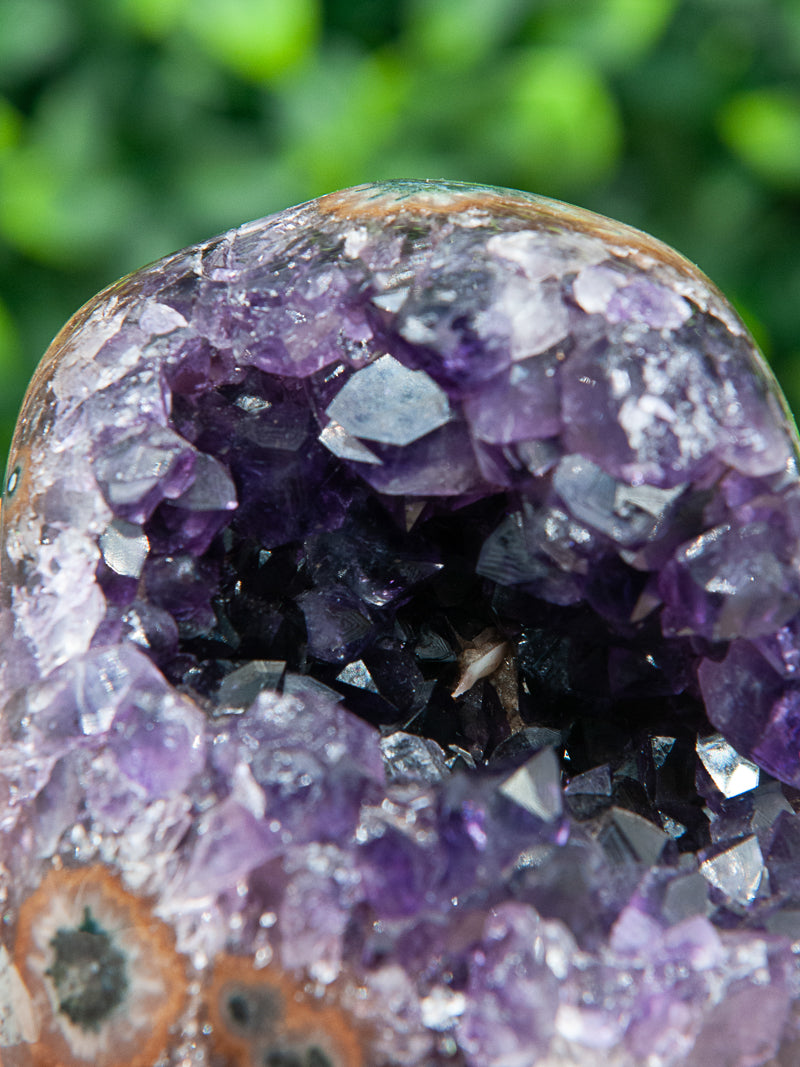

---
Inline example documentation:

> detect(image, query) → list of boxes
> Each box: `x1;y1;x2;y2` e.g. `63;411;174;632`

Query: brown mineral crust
315;181;722;287
206;953;367;1067
13;866;186;1067
280;1001;367;1067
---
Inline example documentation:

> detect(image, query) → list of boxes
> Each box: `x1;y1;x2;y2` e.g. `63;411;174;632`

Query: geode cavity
2;180;800;1066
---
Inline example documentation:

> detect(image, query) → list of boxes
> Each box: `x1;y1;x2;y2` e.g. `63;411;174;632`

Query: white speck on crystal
697;734;760;798
99;518;150;578
573;262;627;314
318;421;383;465
138;302;188;335
700;836;764;906
498;748;563;822
493;277;569;360
421;987;466;1031
488;230;608;280
344;226;370;258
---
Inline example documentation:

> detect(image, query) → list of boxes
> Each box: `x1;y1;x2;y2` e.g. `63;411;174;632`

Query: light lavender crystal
2;181;800;1066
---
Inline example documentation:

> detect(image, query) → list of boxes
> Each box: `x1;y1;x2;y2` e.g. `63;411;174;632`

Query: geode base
2;181;800;1065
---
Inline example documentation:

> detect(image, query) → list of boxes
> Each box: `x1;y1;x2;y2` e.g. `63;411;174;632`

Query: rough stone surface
2;180;800;1065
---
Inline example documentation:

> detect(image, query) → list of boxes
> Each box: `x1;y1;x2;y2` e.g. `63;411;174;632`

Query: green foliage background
1;0;800;467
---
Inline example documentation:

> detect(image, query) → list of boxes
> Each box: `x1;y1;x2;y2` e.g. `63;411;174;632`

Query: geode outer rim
3;180;800;1067
8;179;795;481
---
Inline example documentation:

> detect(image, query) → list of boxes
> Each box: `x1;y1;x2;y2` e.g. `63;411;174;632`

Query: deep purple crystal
2;180;800;1065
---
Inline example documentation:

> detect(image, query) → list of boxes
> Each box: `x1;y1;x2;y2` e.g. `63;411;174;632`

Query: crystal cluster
2;180;800;1065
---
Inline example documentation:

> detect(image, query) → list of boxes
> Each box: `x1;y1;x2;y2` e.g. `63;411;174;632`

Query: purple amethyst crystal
2;180;800;1065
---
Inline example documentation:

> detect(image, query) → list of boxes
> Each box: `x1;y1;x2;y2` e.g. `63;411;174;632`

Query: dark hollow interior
96;363;716;850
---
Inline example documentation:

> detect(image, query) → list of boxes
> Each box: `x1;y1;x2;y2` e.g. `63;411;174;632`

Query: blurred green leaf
113;0;187;38
279;47;410;193
0;98;22;156
153;38;232;107
696;12;756;82
0;0;75;86
0;63;140;267
719;88;800;188
182;0;320;82
0;145;138;267
0;296;25;467
323;0;403;48
174;149;300;235
405;0;529;69
0;148;63;259
529;0;679;70
486;48;622;193
687;167;762;272
26;70;114;174
0;297;21;387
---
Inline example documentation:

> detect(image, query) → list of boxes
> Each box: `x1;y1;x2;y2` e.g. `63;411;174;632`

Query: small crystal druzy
2;180;800;1065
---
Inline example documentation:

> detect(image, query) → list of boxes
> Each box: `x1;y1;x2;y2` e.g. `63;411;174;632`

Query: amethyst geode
2;181;800;1065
